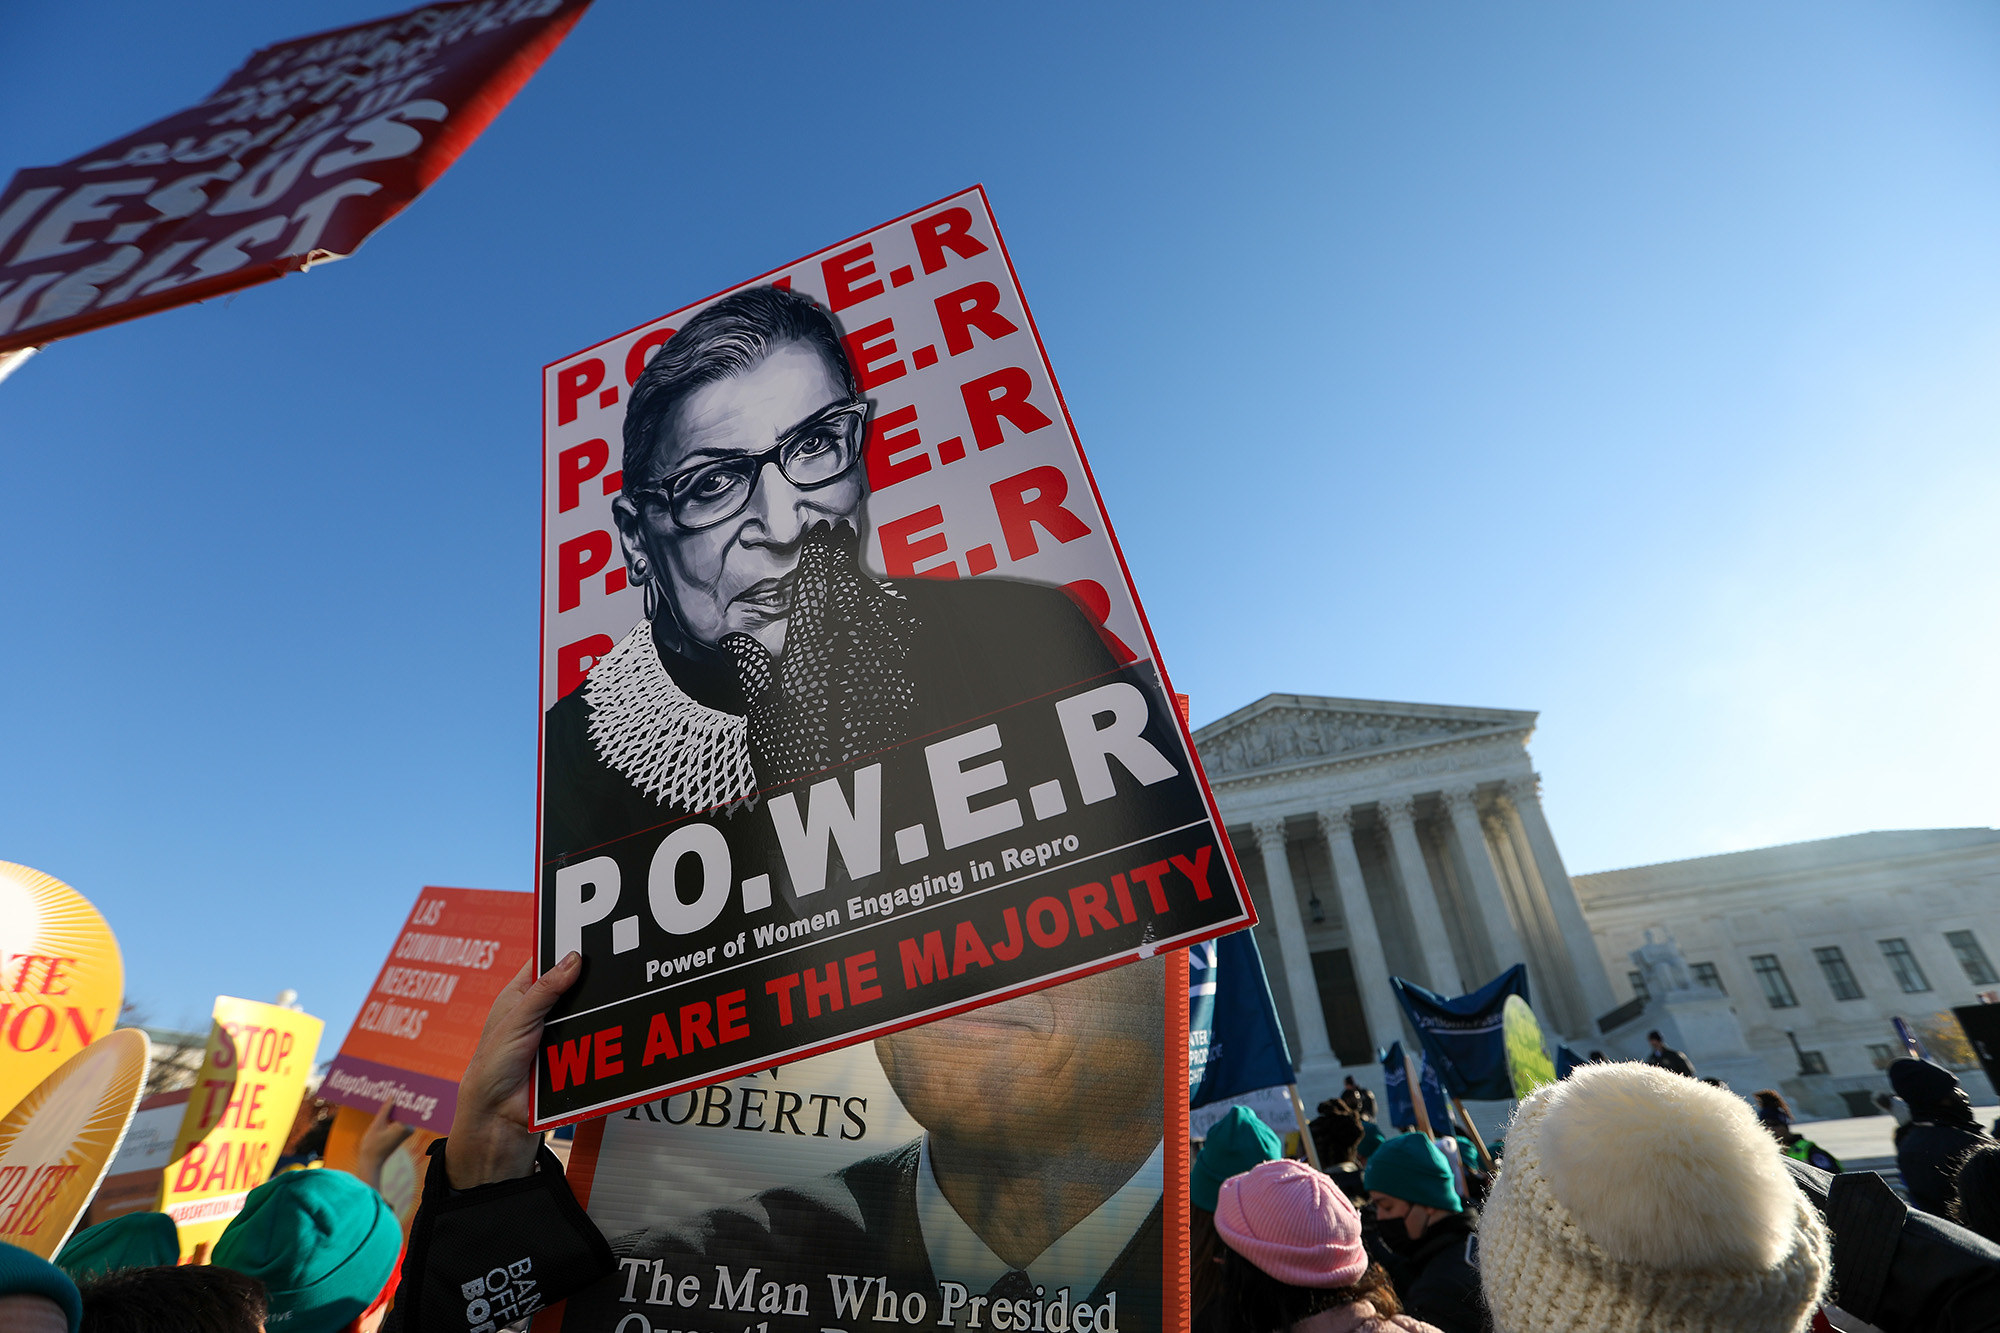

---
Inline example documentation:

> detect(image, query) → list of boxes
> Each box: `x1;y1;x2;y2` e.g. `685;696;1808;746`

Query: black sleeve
385;1139;615;1333
1402;1242;1488;1333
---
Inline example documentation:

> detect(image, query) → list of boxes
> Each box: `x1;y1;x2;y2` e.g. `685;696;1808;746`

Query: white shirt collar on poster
916;1134;1165;1304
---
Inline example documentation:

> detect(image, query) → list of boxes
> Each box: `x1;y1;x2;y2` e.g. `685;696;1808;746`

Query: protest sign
1501;995;1556;1099
156;996;323;1256
1188;932;1295;1139
537;958;1187;1333
0;1027;149;1257
79;1086;189;1228
1390;964;1530;1102
0;0;590;356
0;861;124;1117
533;187;1253;1124
321;886;534;1132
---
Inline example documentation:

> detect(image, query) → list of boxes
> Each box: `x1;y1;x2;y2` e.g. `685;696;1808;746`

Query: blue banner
1380;1042;1451;1131
1555;1044;1584;1081
1189;929;1295;1107
1391;964;1530;1101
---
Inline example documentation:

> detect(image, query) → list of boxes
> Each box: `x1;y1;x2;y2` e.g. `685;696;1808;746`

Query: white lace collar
583;621;756;812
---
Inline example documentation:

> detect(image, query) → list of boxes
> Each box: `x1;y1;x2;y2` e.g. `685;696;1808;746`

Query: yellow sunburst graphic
0;862;124;1118
0;1027;148;1257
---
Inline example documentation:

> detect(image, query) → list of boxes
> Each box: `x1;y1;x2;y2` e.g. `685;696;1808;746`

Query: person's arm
355;1098;417;1191
387;954;616;1332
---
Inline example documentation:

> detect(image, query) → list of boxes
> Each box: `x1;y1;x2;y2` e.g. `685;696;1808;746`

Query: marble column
1501;776;1620;1024
1318;807;1398;1060
1251;817;1337;1066
1378;796;1462;995
1439;783;1526;975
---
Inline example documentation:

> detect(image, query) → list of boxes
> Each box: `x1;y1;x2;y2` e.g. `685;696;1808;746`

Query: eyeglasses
629;397;869;530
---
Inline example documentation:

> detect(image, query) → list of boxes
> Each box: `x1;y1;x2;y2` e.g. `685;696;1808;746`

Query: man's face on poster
874;958;1165;1155
613;341;868;658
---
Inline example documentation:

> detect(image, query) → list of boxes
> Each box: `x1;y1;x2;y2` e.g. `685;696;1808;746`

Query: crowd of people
0;1104;410;1333
5;969;2000;1333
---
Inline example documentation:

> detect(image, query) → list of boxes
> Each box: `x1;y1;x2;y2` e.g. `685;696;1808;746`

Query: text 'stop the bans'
533;187;1252;1126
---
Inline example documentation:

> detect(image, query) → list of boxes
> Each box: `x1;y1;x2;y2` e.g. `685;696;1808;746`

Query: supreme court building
1193;693;1618;1107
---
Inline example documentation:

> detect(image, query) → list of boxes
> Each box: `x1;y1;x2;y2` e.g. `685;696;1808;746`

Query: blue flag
1190;929;1295;1107
1380;1042;1452;1131
1391;964;1530;1101
1555;1044;1585;1080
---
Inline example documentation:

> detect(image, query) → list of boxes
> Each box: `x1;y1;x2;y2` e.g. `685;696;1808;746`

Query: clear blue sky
4;2;1998;1048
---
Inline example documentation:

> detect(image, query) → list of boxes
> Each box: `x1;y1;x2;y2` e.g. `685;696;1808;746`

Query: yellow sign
0;862;125;1118
1503;994;1558;1099
0;1028;149;1257
157;997;324;1257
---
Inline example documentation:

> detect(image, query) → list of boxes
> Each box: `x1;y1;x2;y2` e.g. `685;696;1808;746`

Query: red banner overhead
0;0;590;355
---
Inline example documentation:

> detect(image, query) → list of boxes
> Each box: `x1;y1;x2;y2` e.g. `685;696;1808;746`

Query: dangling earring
634;558;659;621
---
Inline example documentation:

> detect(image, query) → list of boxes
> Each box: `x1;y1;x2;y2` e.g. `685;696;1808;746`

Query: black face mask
1377;1211;1424;1255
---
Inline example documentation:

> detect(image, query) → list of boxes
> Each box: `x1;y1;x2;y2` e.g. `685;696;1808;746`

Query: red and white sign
0;0;590;354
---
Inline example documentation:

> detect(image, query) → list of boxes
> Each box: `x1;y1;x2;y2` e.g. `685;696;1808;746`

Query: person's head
1313;1098;1366;1166
0;1241;81;1333
1588;1050;1606;1062
1950;1143;2000;1244
1213;1159;1401;1331
1480;1062;1829;1333
1362;1131;1461;1251
213;1169;400;1333
1192;1107;1284;1212
614;286;868;659
1343;1076;1358;1091
75;1265;265;1333
56;1210;178;1283
1647;1030;1665;1051
1753;1089;1793;1142
1888;1058;1976;1125
876;956;1164;1160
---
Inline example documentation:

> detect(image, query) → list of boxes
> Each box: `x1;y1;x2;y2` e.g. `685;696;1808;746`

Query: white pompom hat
1480;1062;1830;1332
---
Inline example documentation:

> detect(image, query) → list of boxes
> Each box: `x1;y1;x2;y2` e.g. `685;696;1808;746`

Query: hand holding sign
446;953;579;1188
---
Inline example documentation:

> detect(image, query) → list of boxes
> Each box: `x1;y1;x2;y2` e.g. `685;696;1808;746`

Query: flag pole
1287;1085;1322;1170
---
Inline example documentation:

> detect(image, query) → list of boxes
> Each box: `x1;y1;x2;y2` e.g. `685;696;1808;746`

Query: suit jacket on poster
544;576;1123;861
558;1138;1165;1333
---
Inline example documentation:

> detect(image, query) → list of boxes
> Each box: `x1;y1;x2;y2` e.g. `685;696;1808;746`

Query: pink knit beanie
1214;1159;1368;1288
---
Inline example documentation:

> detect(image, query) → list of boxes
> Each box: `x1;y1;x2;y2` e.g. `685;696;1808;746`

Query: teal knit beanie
57;1211;179;1281
213;1170;400;1333
1361;1132;1462;1213
0;1240;82;1333
1193;1106;1285;1212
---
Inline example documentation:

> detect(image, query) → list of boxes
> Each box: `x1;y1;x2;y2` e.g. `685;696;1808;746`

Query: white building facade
1575;829;2000;1117
1192;693;1618;1108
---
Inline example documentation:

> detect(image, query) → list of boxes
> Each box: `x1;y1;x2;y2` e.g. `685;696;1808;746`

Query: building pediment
1193;693;1537;780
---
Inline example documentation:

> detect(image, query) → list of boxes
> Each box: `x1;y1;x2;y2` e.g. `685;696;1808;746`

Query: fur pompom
1535;1063;1797;1271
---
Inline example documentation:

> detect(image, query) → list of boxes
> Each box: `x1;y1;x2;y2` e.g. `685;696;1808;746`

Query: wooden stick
1451;1094;1495;1172
1403;1049;1434;1138
1288;1086;1322;1170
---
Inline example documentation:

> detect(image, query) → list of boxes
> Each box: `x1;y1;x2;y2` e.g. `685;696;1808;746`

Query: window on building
1946;930;1999;986
1691;961;1725;993
1867;1042;1897;1070
1628;970;1650;1002
1798;1049;1830;1075
1814;947;1864;1001
1878;938;1931;994
1751;954;1798;1009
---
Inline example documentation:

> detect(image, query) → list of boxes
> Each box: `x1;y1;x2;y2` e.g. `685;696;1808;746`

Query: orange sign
157;997;323;1257
0;1027;149;1257
0;862;124;1117
320;887;533;1133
